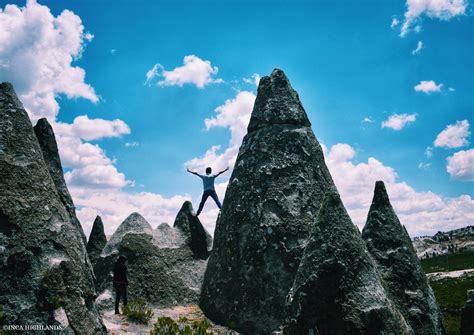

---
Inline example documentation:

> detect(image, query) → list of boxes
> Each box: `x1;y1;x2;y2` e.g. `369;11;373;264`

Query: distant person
187;166;229;216
113;255;128;314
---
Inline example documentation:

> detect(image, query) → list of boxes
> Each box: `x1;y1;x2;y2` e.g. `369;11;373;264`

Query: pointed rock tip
0;82;14;92
34;117;52;129
372;180;390;205
179;200;194;213
248;68;311;132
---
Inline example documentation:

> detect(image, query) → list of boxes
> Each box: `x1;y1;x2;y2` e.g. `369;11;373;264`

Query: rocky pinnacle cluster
199;70;446;334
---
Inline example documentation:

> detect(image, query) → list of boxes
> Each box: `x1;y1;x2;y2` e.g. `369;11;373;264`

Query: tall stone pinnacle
199;69;335;334
86;216;107;267
0;82;106;333
173;201;212;259
34;117;87;245
362;181;446;334
286;188;412;334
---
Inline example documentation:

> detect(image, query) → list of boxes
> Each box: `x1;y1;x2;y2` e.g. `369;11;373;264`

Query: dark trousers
115;286;127;312
196;189;222;216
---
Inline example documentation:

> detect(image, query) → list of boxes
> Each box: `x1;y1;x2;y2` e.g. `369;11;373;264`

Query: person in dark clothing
113;255;128;314
187;166;229;216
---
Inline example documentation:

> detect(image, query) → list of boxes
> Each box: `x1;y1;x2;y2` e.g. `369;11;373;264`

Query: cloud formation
414;80;443;94
412;41;423;55
446;149;474;181
382;113;417;130
434;120;470;148
0;0;98;123
400;0;467;37
55;115;130;141
323;143;474;236
145;55;223;88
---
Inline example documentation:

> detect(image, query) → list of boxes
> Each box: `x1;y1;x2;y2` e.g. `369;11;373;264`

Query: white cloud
186;91;256;173
414;80;443;93
0;1;196;237
434;120;470;148
449;87;456;92
145;55;223;88
243;73;261;86
72;186;191;237
391;17;400;28
412;40;423;55
425;146;433;158
362;117;374;123
418;162;431;170
323;143;474;236
400;0;467;37
446;149;474;181
109;49;117;54
382;113;417;130
125;141;139;148
0;0;98;123
55;115;130;141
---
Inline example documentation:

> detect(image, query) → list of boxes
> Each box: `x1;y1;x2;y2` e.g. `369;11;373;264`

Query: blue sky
1;0;473;236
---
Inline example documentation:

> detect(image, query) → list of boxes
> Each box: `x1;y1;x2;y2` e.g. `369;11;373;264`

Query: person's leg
196;191;210;216
209;190;222;209
123;286;128;306
115;288;121;314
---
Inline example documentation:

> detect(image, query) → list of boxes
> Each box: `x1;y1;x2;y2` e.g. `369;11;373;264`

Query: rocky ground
102;305;238;335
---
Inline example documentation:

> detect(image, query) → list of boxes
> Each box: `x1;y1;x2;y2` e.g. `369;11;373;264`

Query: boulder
460;289;474;335
286;188;412;334
200;69;336;334
86;216;107;267
173;201;212;259
94;212;207;308
362;181;446;334
0;82;106;334
33;117;87;245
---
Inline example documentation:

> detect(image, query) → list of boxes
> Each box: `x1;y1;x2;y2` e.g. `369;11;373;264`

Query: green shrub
122;299;154;324
150;316;212;335
150;317;180;335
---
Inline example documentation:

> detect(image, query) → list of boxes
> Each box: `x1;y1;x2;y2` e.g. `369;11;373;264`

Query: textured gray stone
33;117;87;245
200;69;336;334
173;201;212;259
286;188;413;335
86;216;107;267
461;289;474;335
0;82;106;334
94;212;207;308
362;181;446;334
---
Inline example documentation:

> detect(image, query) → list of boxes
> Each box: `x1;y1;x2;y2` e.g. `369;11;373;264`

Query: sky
0;0;473;237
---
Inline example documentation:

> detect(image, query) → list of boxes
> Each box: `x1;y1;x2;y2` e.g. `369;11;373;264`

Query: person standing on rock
187;166;229;216
113;255;128;314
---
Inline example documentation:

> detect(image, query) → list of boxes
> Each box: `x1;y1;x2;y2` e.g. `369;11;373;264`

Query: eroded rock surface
0;82;106;334
200;69;336;334
87;216;107;267
362;181;446;334
461;289;474;335
95;212;208;308
33;117;87;245
286;188;412;335
173;201;212;259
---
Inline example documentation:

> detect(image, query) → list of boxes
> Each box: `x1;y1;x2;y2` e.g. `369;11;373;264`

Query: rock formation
461;289;474;335
0;82;106;333
87;216;107;267
33;117;87;245
173;201;212;259
200;69;336;334
94;211;210;308
286;188;412;334
362;181;446;334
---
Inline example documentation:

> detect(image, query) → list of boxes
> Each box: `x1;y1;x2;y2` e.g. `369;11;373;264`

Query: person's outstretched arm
187;168;201;177
216;167;229;177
